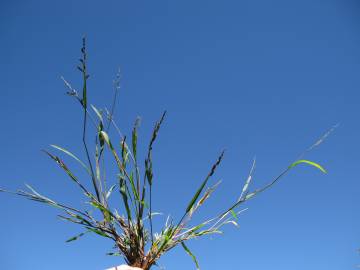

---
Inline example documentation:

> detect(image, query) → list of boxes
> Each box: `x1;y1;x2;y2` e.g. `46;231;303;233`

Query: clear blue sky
0;0;359;269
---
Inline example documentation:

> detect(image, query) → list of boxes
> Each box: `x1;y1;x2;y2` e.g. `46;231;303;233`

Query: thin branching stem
79;38;101;202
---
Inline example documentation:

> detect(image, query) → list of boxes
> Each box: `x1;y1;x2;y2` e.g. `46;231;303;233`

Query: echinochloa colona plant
0;38;330;270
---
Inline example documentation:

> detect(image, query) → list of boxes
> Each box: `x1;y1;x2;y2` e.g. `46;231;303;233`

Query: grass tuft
0;39;331;270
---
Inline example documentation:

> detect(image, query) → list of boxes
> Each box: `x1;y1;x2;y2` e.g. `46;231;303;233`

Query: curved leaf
50;144;91;175
289;159;327;173
181;242;200;270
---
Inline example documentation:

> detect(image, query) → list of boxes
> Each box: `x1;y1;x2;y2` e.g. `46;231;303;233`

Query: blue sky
0;0;359;269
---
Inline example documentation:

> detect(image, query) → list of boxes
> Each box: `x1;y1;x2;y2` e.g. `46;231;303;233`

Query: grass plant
0;38;330;270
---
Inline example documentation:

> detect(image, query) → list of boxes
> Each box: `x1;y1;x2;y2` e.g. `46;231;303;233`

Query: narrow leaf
230;210;238;220
289;159;327;173
181;242;200;270
100;131;123;171
132;118;140;160
65;231;88;243
50;144;91;175
186;151;224;213
119;177;132;221
86;227;111;238
91;104;103;122
106;252;121;256
43;150;92;197
128;172;139;201
89;201;112;222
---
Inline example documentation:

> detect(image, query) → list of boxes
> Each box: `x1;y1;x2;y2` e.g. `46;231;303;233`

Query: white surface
105;265;143;270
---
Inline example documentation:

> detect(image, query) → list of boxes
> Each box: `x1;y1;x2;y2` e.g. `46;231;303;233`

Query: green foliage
289;159;327;173
0;38;331;270
181;242;200;270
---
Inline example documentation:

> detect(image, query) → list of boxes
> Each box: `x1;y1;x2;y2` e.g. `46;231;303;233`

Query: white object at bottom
105;265;143;270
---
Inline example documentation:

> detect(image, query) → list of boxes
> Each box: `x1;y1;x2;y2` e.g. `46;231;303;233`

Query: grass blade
119;177;132;221
186;151;224;213
65;231;89;243
132;118;140;160
100;131;123;171
91;104;103;123
43;150;92;197
289;159;327;173
181;242;200;270
50;144;91;175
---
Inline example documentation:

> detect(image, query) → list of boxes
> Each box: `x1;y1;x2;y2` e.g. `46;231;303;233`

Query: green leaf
64;211;93;226
139;200;149;209
186;152;224;213
194;229;222;237
89;201;112;222
91;104;103;122
50;144;91;175
186;183;205;214
43;150;92;197
181;242;200;270
188;223;205;234
132;118;140;160
99;131;123;170
129;172;139;201
25;184;56;205
230;209;238;220
65;231;88;243
86;227;111;238
43;150;77;182
82;83;87;108
289;159;327;173
119;177;132;221
145;159;153;186
106;252;121;256
120;137;129;166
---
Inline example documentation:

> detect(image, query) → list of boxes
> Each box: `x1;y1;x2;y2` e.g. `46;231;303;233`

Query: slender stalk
149;183;153;244
106;69;121;132
78;37;101;203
